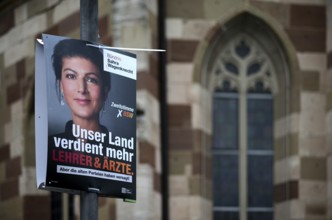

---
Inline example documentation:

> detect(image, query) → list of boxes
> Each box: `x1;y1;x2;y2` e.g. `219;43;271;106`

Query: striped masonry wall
0;0;161;219
165;0;329;219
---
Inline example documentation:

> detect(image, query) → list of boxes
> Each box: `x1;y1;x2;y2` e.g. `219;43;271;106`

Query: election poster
35;34;137;200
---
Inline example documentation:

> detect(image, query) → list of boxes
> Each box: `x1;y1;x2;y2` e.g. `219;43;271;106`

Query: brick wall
0;0;330;219
166;0;329;220
254;1;328;219
0;0;161;219
327;2;332;219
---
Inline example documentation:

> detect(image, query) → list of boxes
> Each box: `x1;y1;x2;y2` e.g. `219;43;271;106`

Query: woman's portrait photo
49;38;110;135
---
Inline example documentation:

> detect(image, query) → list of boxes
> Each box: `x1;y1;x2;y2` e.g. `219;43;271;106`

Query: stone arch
193;7;301;115
192;7;301;154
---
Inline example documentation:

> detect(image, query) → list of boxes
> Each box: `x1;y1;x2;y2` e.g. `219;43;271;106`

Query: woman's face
60;56;106;122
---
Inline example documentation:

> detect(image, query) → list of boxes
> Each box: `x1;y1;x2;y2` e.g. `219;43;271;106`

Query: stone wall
0;0;161;219
0;0;331;219
165;0;329;220
327;1;332;219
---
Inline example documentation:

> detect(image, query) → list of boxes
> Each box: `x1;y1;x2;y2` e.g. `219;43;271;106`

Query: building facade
0;0;331;220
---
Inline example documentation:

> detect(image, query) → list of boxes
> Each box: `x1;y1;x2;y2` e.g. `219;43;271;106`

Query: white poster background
35;40;48;188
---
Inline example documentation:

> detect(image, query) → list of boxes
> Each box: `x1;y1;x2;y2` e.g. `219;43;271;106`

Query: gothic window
212;34;277;220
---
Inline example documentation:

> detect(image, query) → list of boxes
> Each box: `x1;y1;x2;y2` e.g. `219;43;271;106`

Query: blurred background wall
0;0;331;220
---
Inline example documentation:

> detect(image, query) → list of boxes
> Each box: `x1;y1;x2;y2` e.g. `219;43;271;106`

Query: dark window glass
213;154;239;207
214;211;239;220
213;89;274;220
213;94;238;149
215;80;238;93
225;62;239;75
248;81;271;94
213;93;240;219
247;93;273;220
248;211;273;220
235;40;250;59
247;62;261;76
247;155;273;207
247;94;273;150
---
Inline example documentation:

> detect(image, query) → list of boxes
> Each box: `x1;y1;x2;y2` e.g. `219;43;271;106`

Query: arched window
211;33;278;220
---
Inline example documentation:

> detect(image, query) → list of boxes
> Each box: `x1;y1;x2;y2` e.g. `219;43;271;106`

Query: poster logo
111;102;135;119
121;187;133;194
103;50;137;80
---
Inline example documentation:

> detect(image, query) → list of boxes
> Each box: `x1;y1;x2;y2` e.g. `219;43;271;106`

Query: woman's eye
65;73;76;79
86;77;99;84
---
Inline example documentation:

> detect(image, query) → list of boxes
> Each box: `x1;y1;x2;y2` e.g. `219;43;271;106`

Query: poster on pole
35;34;137;201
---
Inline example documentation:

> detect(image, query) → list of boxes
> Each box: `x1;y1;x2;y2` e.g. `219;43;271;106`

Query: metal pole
158;0;169;219
80;0;99;219
80;191;98;220
80;0;99;42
